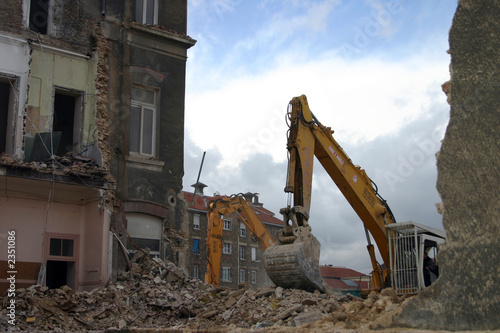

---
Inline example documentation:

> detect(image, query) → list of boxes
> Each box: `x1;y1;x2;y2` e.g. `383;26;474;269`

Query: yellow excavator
205;194;275;287
263;95;446;295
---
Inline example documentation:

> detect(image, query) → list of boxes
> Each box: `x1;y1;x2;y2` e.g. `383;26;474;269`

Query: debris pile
0;252;412;332
0;153;108;179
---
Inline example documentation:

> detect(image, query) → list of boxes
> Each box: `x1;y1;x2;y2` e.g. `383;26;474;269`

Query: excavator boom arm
205;195;274;286
264;95;395;292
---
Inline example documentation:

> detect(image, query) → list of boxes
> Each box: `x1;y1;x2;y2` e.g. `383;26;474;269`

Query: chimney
253;193;263;207
191;182;207;195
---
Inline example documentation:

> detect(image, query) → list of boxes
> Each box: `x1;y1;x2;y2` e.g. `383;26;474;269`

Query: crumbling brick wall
395;0;500;330
0;0;23;34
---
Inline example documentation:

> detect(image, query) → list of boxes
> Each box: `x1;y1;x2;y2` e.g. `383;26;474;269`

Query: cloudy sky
183;0;458;273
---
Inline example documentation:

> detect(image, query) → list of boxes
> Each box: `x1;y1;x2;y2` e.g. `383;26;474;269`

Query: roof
182;192;283;226
320;266;366;279
320;266;369;290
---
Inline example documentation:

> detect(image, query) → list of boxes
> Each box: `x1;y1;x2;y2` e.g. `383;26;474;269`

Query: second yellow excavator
205;194;275;287
263;95;446;295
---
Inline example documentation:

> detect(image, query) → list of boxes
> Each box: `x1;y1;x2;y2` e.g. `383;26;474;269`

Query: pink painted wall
0;196;110;291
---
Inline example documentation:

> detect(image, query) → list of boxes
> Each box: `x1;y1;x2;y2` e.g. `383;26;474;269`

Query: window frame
239;245;246;260
0;75;18;156
193;214;200;230
52;87;84;157
192;238;200;255
251;270;257;284
130;85;157;158
223;219;232;231
239;269;246;283
192;264;199;279
125;213;163;258
222;242;232;254
135;0;159;25
251;247;257;261
239;223;246;237
222;267;231;282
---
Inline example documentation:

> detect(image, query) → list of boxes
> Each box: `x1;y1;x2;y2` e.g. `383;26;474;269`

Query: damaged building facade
184;184;283;289
0;0;195;293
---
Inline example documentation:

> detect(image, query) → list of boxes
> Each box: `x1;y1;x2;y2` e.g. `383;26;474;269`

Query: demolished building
0;0;195;293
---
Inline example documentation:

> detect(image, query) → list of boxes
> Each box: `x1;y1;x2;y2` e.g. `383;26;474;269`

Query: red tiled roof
320;266;365;278
255;206;283;226
182;192;283;226
320;266;369;290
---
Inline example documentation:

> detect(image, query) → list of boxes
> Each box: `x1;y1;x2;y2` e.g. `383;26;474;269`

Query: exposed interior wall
395;0;500;330
0;194;110;292
26;48;100;162
0;33;30;158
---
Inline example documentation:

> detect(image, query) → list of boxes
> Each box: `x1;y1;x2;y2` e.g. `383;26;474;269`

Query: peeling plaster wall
395;0;500;330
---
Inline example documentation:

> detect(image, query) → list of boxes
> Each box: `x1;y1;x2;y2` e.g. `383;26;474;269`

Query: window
251;270;257;284
222;242;232;254
126;213;162;257
239;245;246;260
130;86;156;157
29;0;49;34
0;78;14;155
223;219;231;231
240;223;246;237
45;234;78;289
193;214;200;230
135;0;158;25
222;267;231;282
53;90;82;156
192;265;199;279
193;238;200;254
239;269;246;282
49;238;74;257
251;247;257;261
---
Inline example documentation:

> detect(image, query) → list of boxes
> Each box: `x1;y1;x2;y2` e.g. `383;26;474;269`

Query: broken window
135;0;158;25
0;75;17;156
53;91;76;156
0;80;11;155
130;86;156;157
126;213;162;257
29;0;50;34
251;270;257;284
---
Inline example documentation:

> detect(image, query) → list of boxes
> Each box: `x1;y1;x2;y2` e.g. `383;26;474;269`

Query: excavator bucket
263;230;324;292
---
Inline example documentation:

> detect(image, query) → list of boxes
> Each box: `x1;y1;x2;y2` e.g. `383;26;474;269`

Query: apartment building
0;0;195;293
185;183;283;289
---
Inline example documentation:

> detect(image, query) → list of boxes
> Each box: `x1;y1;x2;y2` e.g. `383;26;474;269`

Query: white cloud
186;52;449;168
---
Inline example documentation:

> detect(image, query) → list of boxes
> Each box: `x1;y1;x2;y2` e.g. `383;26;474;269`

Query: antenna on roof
192;151;206;203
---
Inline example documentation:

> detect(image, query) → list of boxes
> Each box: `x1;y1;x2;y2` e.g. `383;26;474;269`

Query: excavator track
263;236;324;292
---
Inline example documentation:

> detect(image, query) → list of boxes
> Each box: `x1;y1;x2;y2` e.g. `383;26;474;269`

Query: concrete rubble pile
0;252;412;332
0;153;108;179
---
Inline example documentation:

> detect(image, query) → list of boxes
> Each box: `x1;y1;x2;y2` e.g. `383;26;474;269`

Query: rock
118;319;126;329
275;286;283;299
301;298;317;306
275;304;301;321
293;311;321;327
